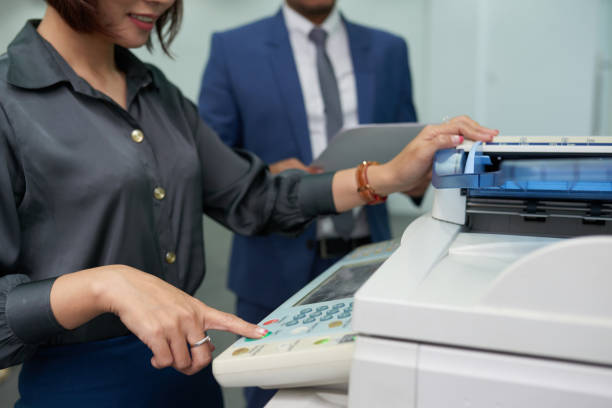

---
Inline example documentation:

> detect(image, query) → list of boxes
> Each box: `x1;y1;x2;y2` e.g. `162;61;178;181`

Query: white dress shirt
283;2;370;239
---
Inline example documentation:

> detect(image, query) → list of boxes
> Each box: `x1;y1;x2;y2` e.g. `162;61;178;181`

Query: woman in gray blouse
0;0;497;406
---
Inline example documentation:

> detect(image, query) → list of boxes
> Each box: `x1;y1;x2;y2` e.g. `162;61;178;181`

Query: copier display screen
294;260;384;306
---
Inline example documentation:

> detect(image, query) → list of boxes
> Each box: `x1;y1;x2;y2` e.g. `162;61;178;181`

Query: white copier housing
348;136;612;407
215;136;612;407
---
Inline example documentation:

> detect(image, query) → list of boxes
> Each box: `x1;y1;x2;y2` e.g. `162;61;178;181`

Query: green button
314;338;329;345
245;331;271;342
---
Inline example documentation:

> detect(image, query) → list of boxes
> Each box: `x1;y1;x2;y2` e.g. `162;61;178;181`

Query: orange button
263;319;279;326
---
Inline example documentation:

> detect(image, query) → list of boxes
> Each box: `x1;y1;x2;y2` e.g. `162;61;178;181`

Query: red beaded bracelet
356;161;387;205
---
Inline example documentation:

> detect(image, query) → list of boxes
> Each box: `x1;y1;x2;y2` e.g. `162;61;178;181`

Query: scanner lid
432;136;612;200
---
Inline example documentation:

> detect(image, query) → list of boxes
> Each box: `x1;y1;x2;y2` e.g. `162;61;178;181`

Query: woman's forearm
50;264;266;375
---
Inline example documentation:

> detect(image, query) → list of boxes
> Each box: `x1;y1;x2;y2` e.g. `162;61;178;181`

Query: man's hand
269;158;322;175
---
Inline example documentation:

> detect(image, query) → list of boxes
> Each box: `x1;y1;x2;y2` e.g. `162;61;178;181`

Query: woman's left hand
382;115;498;195
331;116;498;212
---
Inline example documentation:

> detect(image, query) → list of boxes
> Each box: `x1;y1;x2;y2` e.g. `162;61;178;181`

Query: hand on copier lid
330;116;497;212
371;115;498;198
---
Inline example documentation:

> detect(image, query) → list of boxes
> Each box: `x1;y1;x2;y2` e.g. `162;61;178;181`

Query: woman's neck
37;6;127;109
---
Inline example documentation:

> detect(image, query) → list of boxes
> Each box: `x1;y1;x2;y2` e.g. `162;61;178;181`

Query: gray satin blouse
0;21;336;368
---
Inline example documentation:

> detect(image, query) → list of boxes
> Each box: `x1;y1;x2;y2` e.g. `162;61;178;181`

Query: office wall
600;0;612;135
427;0;603;136
0;0;45;52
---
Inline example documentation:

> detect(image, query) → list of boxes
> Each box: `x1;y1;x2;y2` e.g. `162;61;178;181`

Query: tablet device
311;123;425;171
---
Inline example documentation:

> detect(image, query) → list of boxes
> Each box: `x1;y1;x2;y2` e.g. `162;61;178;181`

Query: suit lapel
266;11;312;164
345;18;374;125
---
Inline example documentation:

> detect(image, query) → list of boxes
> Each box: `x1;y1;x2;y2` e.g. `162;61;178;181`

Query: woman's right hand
50;265;267;375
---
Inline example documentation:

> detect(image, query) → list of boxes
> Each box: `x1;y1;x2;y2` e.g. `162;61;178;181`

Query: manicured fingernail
256;327;268;336
451;135;463;144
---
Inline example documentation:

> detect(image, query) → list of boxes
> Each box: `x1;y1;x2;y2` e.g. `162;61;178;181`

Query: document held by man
311;123;425;172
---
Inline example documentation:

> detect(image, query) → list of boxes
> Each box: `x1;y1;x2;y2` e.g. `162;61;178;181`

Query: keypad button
277;343;291;351
314;338;329;345
263;319;279;326
232;347;249;356
300;308;313;313
309;311;322;318
332;303;345;309
290;326;309;335
303;317;316;324
320;315;333;321
294;313;306;320
339;333;357;344
316;305;329;312
328;321;342;328
245;331;271;342
326;309;338;315
337;312;351;319
285;320;299;327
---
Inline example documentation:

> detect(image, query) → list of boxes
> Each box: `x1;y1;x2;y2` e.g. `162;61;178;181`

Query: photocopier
214;135;612;407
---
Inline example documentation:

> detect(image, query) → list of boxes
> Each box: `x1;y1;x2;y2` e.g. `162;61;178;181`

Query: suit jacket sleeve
198;33;243;149
395;38;418;123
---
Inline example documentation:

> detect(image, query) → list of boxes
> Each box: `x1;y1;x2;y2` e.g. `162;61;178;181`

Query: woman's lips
128;13;156;31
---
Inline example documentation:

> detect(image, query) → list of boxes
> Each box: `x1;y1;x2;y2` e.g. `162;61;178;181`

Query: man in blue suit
199;1;418;406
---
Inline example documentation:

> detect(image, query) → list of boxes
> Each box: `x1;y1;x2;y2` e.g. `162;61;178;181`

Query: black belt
307;236;372;259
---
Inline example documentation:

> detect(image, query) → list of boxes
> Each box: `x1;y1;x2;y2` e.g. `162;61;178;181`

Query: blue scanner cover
432;142;612;199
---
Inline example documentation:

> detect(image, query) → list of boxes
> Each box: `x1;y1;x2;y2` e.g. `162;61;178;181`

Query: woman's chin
114;33;151;49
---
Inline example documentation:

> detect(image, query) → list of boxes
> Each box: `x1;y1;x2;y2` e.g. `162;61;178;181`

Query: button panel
238;297;354;346
233;241;398;345
222;239;400;368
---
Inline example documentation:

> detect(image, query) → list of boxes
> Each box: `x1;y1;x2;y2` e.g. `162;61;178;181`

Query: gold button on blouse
165;251;177;264
153;187;166;200
131;129;144;143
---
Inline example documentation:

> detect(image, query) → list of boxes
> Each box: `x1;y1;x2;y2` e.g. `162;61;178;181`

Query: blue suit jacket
198;10;417;309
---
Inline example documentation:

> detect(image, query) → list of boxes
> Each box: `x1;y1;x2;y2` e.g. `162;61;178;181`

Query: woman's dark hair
45;0;183;55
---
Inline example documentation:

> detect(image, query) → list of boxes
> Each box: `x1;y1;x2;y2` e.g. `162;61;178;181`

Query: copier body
349;136;612;407
213;136;612;407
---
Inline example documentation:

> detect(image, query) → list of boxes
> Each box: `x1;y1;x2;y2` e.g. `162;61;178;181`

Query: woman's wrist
364;161;401;198
50;265;125;330
88;266;119;315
